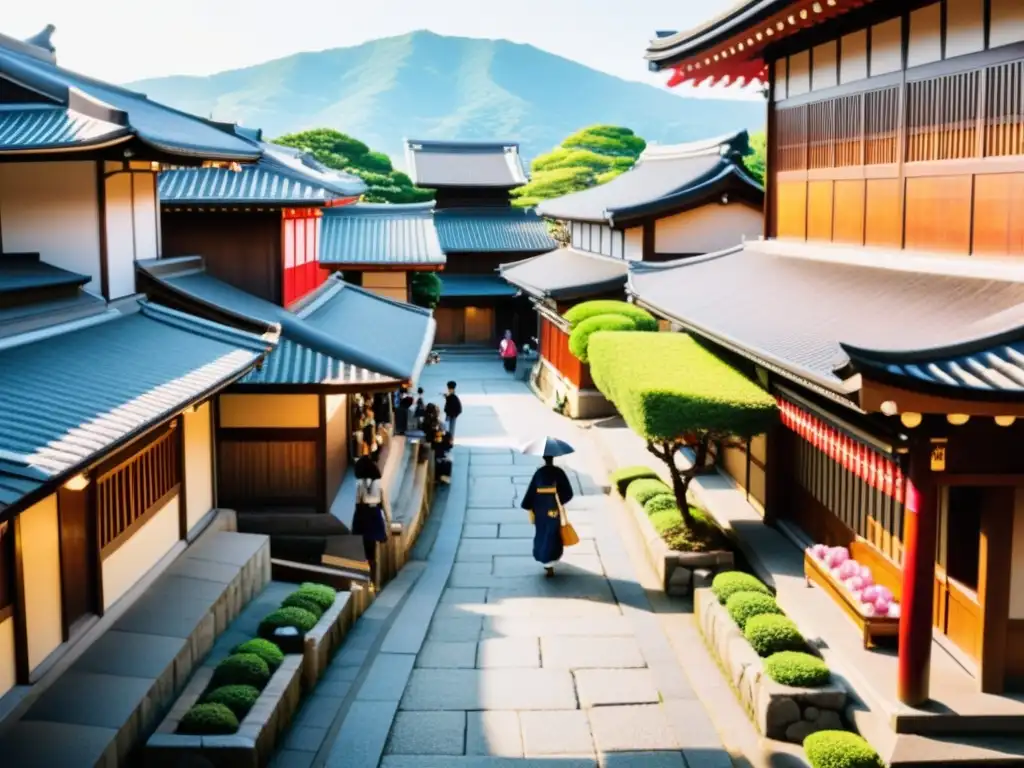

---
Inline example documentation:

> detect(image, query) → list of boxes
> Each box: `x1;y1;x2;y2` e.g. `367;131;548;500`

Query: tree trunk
646;440;697;528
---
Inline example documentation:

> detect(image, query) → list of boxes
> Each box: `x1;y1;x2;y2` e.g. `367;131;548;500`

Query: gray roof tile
405;139;529;188
320;203;446;267
0;253;89;294
0;105;128;152
441;274;519;298
435;208;557;253
500;247;630;301
0;300;273;511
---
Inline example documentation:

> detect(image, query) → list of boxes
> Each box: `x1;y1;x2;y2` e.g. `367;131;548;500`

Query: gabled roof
435;208;558;253
319;203;445;268
0;299;274;513
0;104;128;152
138;257;435;385
628;239;1024;403
0;27;259;160
500;247;630;301
536;131;763;225
405;139;529;189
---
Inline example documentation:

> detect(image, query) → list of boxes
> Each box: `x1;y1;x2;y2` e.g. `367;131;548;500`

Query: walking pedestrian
443;380;462;441
351;455;388;580
499;330;518;374
520;455;575;577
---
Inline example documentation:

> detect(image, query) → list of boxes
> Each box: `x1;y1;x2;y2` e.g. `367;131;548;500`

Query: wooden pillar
897;441;938;706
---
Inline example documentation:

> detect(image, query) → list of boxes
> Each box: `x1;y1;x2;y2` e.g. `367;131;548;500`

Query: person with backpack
443;380;463;440
499;330;518;374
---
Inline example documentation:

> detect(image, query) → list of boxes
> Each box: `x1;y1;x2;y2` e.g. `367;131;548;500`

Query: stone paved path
282;356;738;768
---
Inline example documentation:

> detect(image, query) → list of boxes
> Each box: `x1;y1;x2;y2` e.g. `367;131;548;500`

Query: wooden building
0;25;277;760
405;139;556;345
318;202;446;302
641;0;1024;739
502;132;764;419
159;131;366;307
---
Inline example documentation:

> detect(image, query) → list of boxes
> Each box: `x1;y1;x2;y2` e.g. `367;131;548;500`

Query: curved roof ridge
325;201;436;215
639;130;750;162
405;138;521;152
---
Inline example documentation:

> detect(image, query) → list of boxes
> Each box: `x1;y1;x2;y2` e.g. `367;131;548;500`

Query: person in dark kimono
520;456;575;577
351;455;388;581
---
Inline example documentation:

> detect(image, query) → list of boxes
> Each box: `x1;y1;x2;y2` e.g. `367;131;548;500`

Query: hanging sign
930;440;947;472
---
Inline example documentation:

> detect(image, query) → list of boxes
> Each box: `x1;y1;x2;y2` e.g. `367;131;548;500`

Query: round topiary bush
725;591;783;630
626;478;673;506
803;730;884;768
563;300;658;331
743;614;806;656
297;582;337;611
642;493;679;516
258;606;319;640
210;653;271;689
177;702;239;735
610;465;659;496
231;638;285;671
568;314;636;362
764;651;832;688
202;684;261;718
711;571;772;604
281;592;325;620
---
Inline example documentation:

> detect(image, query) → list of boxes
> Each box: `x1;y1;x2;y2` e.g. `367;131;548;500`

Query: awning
628;240;1024;400
441;274;519;299
500;247;629;301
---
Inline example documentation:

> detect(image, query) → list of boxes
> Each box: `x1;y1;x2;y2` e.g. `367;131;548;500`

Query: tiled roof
0;28;259;160
500;247;629;301
319;203;446;267
0;300;274;512
0;105;128;152
435;208;558;253
441;274;519;298
0;253;89;294
241;339;393;388
629;239;1024;398
405;139;529;188
536;131;762;225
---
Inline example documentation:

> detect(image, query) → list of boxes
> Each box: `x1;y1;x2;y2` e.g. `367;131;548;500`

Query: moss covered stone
725;591;783;630
258;606;319;639
763;651;831;688
230;638;284;671
744;614;806;656
211;653;271;689
177;702;239;735
711;571;772;604
202;684;261;719
803;730;884;768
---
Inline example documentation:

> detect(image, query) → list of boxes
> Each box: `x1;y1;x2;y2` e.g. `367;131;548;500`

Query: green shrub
281;593;325;620
297;582;337;611
803;731;884;768
764;651;831;688
202;684;261;718
744;614;806;656
177;702;239;735
610;465;659;495
642;493;679;515
568;314;636;362
231;638;284;671
563;300;658;331
626;478;672;506
211;653;271;689
646;501;724;553
725;591;783;630
711;571;771;604
258;606;319;639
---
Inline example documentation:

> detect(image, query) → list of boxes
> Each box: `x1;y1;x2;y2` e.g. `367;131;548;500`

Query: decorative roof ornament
24;24;56;54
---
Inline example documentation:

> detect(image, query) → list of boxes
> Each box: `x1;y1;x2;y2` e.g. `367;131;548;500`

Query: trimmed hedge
297;582;337;611
211;653;271;689
258;606;319;639
803;731;884;768
642;493;679;515
231;638;284;671
763;651;831;688
282;593;325;620
744;614;806;656
711;571;772;604
610;465;659;495
626;478;672;506
563;300;658;331
725;591;783;630
587;332;778;443
177;702;239;735
568;314;636;363
203;684;261;718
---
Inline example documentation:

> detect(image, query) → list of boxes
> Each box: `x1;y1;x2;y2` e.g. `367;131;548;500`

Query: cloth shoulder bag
555;491;580;547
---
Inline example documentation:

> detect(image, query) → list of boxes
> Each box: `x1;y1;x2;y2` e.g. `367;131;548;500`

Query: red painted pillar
897;442;937;706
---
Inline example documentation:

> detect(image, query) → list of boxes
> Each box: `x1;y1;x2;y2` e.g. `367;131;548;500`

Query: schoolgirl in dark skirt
351;456;388;576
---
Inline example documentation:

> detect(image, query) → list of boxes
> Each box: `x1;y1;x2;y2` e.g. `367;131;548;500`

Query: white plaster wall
0;617;15;699
991;0;1024;48
184;403;214;533
945;0;985;59
774;57;788;99
19;495;63;673
840;30;869;84
624;227;643;262
132;172;159;262
102;494;180;611
653;204;764;255
871;18;904;76
104;172;136;300
788;51;811;97
812;41;838;91
0;161;102;294
1009;488;1024;619
908;3;943;69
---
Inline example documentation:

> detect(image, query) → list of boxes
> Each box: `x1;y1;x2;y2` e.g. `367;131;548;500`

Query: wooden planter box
803;551;899;649
302;591;355;689
147;654;304;768
622;495;733;594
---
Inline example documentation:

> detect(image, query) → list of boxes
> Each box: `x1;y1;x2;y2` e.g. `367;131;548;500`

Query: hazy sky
6;0;754;97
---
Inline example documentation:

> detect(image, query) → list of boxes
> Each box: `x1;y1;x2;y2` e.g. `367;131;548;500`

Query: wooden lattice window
985;59;1024;158
907;70;981;162
776;106;808;171
864;86;900;165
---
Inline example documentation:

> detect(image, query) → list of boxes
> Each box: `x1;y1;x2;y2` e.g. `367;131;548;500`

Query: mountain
127;30;766;167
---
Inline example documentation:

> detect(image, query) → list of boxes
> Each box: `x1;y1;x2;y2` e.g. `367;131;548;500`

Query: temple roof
405;139;529;189
435;208;557;253
500;247;630;301
440;274;519;299
536;131;763;225
628;240;1024;401
319;203;445;268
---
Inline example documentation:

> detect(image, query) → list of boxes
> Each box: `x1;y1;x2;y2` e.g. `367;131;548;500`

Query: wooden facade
538;316;591;390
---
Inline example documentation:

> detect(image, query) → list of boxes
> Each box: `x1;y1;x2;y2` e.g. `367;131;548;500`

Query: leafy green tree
744;130;766;186
512;125;646;208
275;128;434;205
411;272;442;309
